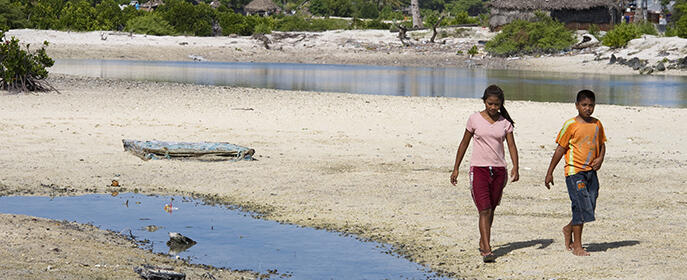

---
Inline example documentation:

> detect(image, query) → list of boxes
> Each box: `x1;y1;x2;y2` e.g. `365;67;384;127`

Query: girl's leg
479;208;493;254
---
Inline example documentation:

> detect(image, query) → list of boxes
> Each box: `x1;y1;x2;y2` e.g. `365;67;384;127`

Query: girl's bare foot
572;246;590;256
562;224;573;251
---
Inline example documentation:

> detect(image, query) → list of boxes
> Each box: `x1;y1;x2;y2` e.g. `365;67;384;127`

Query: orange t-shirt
555;117;607;176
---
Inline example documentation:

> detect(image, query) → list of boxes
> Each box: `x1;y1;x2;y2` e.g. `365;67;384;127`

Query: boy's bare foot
572;246;590;256
562;224;573;251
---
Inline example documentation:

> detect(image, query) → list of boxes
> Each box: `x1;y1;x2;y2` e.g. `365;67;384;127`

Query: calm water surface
51;59;687;108
0;193;446;279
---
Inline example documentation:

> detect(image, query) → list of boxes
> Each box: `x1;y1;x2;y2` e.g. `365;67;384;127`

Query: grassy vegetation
485;12;575;56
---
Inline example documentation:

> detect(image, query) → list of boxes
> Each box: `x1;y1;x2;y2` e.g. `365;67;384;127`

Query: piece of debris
573;34;599;49
656;61;666;71
252;33;271;49
134;264;186;280
111;180;119;187
144;225;160;232
188;55;204;62
122;139;255;161
168;232;195;245
167;232;197;256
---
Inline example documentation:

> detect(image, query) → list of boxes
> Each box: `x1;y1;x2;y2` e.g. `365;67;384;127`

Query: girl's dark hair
482;85;515;126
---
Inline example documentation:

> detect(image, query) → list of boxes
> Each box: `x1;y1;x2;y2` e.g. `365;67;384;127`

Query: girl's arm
450;129;473;186
591;142;606;171
544;145;567;189
505;132;519;182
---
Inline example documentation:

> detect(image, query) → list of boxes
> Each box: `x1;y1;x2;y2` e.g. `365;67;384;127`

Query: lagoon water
51;59;687;108
0;193;446;279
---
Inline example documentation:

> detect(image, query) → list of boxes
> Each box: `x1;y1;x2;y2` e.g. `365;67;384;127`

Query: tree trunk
430;15;445;43
411;0;423;28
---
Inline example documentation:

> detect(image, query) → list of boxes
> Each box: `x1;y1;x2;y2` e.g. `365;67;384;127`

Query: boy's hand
544;173;554;189
591;157;604;171
510;169;519;182
450;169;459;186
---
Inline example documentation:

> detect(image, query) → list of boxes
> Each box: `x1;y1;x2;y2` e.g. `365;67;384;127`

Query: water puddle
0;193;447;279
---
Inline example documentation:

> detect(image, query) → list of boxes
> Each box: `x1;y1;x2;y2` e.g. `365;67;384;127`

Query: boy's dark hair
576;89;596;103
482;84;515;126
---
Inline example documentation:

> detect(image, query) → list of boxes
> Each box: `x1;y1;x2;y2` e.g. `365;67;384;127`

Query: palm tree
411;0;422;28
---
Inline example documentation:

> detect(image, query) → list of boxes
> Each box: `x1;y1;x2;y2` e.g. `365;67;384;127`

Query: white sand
2;29;687;279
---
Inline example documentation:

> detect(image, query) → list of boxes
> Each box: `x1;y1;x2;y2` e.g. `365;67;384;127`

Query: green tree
157;0;197;34
25;0;62;29
309;0;331;16
59;0;100;31
0;0;28;30
671;3;687;38
217;11;251;35
125;13;176;35
95;0;124;30
356;2;379;19
446;0;486;16
331;0;352;17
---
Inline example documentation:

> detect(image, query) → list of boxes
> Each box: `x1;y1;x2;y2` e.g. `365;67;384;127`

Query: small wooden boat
122;139;255;161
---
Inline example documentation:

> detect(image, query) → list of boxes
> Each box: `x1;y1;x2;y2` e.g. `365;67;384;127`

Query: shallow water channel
51;59;687;108
0;193;447;279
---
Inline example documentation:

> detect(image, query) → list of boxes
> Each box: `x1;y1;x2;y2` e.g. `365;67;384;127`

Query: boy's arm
591;142;606;171
450;129;473;186
544;145;567;189
505;132;519;182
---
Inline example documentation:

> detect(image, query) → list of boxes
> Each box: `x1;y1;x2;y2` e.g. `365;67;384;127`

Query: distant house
140;0;165;12
489;0;624;31
244;0;281;16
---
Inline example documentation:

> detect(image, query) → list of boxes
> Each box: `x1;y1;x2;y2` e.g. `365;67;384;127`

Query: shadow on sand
586;240;640;252
492;239;554;257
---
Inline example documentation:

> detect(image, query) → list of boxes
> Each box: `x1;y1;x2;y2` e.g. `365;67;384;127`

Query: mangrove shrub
485;12;575;56
0;30;54;92
601;22;656;48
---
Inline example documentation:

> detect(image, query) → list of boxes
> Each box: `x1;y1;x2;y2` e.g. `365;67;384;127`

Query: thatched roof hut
244;0;281;16
140;0;164;12
489;0;623;30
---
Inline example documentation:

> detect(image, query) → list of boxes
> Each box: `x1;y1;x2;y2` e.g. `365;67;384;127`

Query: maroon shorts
470;166;507;211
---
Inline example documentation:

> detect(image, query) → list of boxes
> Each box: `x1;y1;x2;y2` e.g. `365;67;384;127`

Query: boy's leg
563;222;573;251
571;223;589;256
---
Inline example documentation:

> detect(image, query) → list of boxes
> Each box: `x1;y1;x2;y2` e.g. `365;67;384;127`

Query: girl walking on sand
450;85;519;263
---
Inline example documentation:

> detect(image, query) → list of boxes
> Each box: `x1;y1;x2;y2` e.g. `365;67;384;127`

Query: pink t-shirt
466;112;513;167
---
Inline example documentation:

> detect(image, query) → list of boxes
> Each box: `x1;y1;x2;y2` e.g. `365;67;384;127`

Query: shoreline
7;28;687;77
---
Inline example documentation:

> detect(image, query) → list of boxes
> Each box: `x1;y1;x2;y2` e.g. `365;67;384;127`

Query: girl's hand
510;168;519;182
450;169;459;186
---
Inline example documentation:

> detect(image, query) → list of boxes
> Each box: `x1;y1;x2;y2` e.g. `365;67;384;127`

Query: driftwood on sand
134;264;186;280
122;139;255;161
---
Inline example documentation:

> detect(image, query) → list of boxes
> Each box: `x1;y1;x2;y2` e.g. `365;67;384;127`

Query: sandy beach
2;29;687;279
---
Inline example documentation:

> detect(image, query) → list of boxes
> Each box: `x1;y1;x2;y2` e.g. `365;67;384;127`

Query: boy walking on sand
544;90;606;256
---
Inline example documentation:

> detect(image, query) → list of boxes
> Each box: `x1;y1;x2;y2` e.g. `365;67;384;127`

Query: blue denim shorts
565;170;599;225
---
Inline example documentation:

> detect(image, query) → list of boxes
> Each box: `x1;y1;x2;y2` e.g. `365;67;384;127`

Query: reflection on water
0;193;446;279
52;59;687;107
